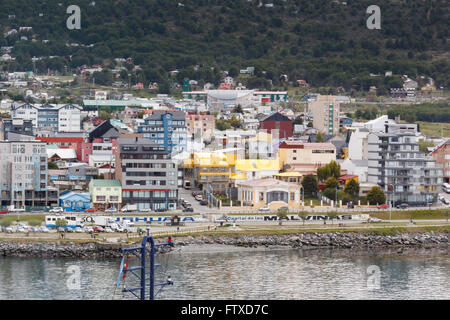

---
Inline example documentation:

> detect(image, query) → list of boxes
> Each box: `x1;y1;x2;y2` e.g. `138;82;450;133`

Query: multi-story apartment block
182;152;236;194
115;137;178;211
0;118;34;140
0;141;57;207
367;123;443;206
278;141;337;174
11;103;82;132
430;140;450;183
309;95;340;135
185;113;215;141
138;110;187;154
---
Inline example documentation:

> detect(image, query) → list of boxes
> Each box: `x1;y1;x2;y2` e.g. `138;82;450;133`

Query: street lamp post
335;185;338;208
387;184;394;221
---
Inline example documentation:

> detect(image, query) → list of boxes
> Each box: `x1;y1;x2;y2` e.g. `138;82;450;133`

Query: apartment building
0;141;57;207
185;113;215;141
367;123;443;206
182;152;236;194
138;110;187;154
430;140;450;183
278;141;337;174
115;137;178;211
11;103;82;132
0;118;34;140
308;95;340;135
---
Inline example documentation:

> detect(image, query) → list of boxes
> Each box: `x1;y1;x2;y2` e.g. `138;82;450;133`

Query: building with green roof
88;179;122;210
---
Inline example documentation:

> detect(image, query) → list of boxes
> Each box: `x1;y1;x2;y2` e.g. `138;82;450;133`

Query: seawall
0;231;448;258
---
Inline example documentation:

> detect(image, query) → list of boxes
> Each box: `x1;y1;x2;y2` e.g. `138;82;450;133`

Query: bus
443;183;450;194
45;215;84;229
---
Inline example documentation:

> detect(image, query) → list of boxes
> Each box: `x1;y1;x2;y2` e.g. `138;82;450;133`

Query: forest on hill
0;0;448;92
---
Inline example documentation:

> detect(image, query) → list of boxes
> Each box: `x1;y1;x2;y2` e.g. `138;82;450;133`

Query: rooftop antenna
115;236;174;300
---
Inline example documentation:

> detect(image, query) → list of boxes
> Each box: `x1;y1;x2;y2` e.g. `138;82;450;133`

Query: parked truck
121;204;138;212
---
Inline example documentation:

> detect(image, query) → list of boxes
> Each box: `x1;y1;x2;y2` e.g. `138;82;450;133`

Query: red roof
279;141;336;149
338;174;358;180
36;137;83;143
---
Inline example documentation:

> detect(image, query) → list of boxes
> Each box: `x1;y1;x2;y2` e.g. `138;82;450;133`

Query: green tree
233;105;243;114
327;211;338;225
293;116;303;125
316;132;324;142
302;174;318;196
0;219;12;227
344;179;360;197
215;119;231;131
366;186;386;205
325;177;339;190
298;211;308;226
317;161;341;182
276;208;288;226
418;139;435;154
55;219;68;228
48;162;59;170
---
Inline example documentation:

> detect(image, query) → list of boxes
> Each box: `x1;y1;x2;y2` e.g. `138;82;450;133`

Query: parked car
0;209;9;214
104;207;118;213
85;208;97;212
30;207;42;212
369;217;383;223
40;226;50;233
84;227;94;233
17;227;26;233
74;227;83;233
278;206;289;212
155;208;167;212
65;227;74;233
377;204;389;209
93;226;105;232
183;207;194;213
200;200;207;206
139;208;152;212
443;198;450;205
104;227;114;233
57;227;65;232
195;195;203;201
5;227;13;233
258;206;270;212
396;203;409;209
49;207;63;213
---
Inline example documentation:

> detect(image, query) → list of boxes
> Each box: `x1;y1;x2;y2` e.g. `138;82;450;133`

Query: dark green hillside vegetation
0;0;448;91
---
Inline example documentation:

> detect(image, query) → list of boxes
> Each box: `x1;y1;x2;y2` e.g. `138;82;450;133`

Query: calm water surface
0;246;448;300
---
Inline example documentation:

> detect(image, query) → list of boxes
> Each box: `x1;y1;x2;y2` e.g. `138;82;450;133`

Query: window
290;192;295;201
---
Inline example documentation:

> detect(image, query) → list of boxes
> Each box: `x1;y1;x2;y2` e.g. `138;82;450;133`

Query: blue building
59;191;91;212
37;104;59;130
137;110;187;154
340;117;353;127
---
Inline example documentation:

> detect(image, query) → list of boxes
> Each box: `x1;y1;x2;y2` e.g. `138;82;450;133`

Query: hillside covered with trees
1;0;448;92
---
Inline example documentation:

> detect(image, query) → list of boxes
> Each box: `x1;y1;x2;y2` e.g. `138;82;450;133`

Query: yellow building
234;158;281;181
278;141;336;175
182;152;236;193
274;171;303;185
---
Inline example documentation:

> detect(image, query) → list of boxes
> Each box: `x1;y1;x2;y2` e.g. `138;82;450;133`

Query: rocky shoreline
0;231;448;258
